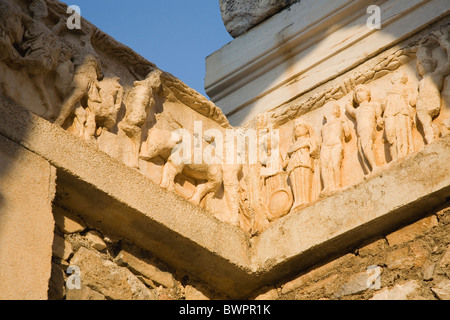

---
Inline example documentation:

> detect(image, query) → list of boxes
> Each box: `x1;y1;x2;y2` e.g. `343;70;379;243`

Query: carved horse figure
140;127;223;205
140;126;241;226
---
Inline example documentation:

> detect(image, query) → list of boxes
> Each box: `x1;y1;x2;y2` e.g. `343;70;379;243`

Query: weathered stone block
386;247;413;270
85;231;107;252
335;267;383;298
54;205;86;234
421;262;436;281
70;247;156;300
66;284;106;301
219;0;299;37
52;233;73;261
114;247;175;289
385;242;429;271
409;241;430;269
297;274;339;297
371;281;421;300
254;287;279;300
386;216;439;247
432;279;450;300
440;246;450;269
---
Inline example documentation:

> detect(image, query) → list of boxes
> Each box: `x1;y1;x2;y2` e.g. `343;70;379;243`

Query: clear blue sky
61;1;233;97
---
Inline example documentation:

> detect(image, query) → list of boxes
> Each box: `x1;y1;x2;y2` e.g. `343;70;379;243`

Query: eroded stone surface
114;244;175;289
371;281;421;300
184;285;210;300
66;284;106;301
219;0;299;38
0;134;56;300
85;231;107;252
70;247;156;300
440;246;450;268
54;205;87;234
432;279;450;300
386;216;439;247
52;233;73;261
335;267;383;298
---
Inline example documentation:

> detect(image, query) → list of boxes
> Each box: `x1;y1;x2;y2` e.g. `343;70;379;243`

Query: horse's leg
160;160;182;191
190;167;223;206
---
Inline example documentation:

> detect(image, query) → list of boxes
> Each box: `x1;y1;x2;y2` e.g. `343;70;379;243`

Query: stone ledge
0;97;449;298
251;136;450;287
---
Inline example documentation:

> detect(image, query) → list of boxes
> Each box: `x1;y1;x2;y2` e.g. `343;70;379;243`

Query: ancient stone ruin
0;0;449;301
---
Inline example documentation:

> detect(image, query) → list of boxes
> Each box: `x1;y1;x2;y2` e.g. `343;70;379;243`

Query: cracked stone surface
219;0;300;37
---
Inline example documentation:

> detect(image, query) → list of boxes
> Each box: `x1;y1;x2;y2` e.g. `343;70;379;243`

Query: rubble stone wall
49;203;450;300
255;205;450;300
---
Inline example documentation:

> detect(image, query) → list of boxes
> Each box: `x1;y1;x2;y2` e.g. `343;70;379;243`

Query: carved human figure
0;1;25;67
121;70;162;133
384;72;417;161
27;0;48;19
285;118;320;210
320;100;351;193
120;70;163;168
346;85;384;174
257;115;283;180
84;77;124;142
53;55;104;126
416;29;450;144
55;40;75;100
257;114;293;220
20;0;63;119
217;129;247;227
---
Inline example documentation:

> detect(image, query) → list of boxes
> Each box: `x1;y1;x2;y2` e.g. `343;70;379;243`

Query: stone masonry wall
252;203;450;300
49;201;450;300
49;205;226;300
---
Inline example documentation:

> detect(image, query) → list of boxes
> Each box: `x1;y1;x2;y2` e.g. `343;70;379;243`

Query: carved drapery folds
1;0;449;234
285;118;320;211
416;28;450;145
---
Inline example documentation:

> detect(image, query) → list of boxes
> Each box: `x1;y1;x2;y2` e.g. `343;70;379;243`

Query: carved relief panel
1;0;449;235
